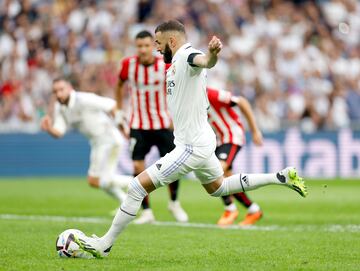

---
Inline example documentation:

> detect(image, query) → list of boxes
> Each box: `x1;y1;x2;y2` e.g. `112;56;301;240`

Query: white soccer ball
56;229;94;259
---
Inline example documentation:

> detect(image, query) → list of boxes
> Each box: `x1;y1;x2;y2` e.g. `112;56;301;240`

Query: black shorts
129;129;175;160
215;144;242;169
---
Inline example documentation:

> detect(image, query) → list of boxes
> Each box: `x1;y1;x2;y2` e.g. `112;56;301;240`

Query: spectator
0;0;359;133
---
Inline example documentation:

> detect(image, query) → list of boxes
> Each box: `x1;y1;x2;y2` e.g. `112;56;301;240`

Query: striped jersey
207;87;246;146
119;55;171;130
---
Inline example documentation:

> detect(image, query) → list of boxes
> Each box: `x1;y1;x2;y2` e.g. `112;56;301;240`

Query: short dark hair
53;77;67;84
135;30;153;40
155;20;186;34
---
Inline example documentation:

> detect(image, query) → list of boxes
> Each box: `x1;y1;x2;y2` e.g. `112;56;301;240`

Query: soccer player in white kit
41;78;132;204
74;20;307;258
115;30;188;224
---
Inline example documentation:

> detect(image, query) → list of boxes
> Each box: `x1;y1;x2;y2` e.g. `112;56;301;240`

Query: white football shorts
88;141;121;178
147;143;224;187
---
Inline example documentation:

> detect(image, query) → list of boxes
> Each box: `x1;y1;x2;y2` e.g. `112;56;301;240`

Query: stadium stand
0;0;359;134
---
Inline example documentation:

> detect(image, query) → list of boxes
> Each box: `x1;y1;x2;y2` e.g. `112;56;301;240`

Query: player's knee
203;177;224;196
127;177;148;201
210;184;225;197
87;176;100;188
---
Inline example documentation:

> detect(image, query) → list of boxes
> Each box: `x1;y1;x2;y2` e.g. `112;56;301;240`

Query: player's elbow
205;55;218;69
206;62;216;69
203;58;216;69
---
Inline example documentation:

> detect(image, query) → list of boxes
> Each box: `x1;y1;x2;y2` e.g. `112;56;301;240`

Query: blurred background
0;0;359;178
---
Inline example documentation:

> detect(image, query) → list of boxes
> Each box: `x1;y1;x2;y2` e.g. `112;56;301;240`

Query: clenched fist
208;36;222;55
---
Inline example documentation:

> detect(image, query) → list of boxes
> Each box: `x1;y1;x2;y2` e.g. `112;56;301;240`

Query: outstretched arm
192;36;222;69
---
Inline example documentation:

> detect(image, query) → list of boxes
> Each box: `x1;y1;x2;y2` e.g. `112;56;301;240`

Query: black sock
221;195;233;206
169;180;179;201
141;195;150;209
233;192;252;208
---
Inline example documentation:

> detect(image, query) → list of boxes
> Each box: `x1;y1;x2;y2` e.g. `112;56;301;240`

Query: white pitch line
0;214;359;233
0;214;108;224
152;221;282;231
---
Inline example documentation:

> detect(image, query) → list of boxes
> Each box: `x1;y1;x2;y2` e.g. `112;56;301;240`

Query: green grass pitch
0;178;359;271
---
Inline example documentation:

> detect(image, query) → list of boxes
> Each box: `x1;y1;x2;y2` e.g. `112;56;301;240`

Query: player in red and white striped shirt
114;30;188;224
207;87;264;226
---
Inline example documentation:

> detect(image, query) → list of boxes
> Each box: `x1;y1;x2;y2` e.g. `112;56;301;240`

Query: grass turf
0;178;359;271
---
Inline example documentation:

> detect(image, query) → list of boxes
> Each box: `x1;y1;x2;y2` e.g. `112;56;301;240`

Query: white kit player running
74;20;307;258
41;78;132;204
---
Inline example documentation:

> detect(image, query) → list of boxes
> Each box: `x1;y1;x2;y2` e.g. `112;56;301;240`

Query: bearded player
114;30;188;224
74;20;307;258
41;78;132;204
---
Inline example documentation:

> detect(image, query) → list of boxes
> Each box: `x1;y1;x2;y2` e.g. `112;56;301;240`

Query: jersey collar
172;42;191;64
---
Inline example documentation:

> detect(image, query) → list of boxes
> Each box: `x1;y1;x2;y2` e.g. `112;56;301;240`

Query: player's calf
208;167;307;198
76;177;150;257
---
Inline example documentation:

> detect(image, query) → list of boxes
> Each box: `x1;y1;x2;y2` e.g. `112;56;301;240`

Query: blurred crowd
0;0;359;133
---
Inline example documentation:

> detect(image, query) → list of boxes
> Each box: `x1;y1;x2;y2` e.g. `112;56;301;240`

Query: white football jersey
53;91;122;145
166;43;216;147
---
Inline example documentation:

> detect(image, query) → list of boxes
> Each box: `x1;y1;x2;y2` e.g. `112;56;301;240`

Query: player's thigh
146;145;194;188
129;129;152;161
194;152;224;185
155;129;175;157
88;143;115;178
105;143;122;174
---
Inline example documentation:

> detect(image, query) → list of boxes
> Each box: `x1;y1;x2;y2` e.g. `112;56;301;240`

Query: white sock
248;203;261;214
225;203;237;212
101;177;147;248
211;173;283;197
99;176;127;202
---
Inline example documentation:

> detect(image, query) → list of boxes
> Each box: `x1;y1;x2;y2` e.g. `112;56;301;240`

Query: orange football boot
217;210;239;226
239;211;263;226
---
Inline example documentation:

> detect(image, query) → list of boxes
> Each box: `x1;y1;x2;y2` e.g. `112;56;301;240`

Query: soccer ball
56;229;93;259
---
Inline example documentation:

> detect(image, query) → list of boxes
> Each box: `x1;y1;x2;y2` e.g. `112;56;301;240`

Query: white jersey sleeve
77;92;116;113
53;103;67;135
184;47;205;75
